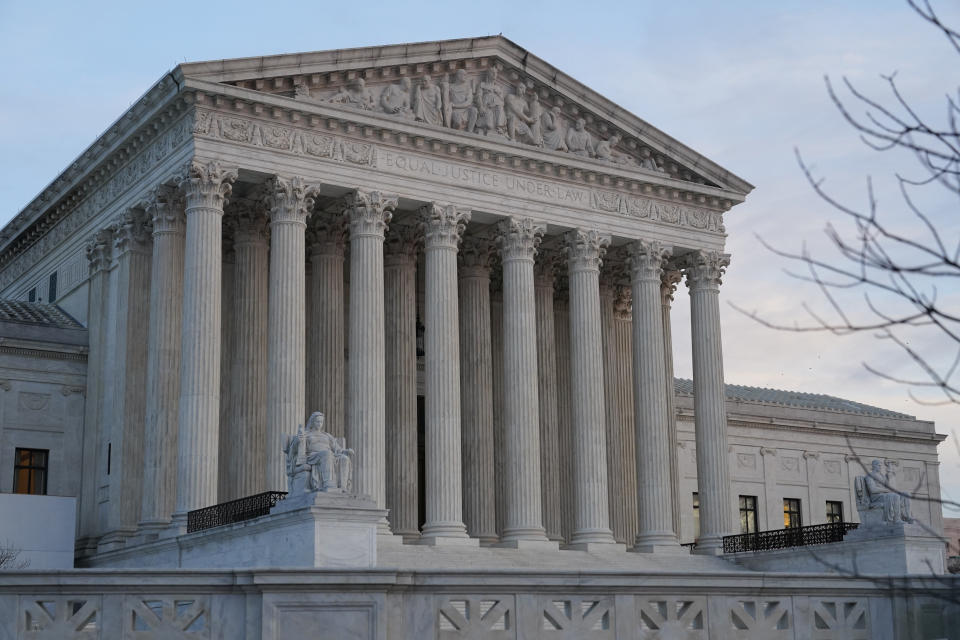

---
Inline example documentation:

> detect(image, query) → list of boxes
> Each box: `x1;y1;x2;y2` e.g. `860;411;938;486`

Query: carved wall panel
438;596;514;639
538;597;614;637
20;596;100;639
727;599;791;639
636;595;707;639
811;599;869;639
122;596;209;639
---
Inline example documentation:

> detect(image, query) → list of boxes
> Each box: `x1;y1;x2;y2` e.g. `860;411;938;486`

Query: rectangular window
826;500;844;524
692;492;700;539
27;288;36;302
13;448;48;495
48;272;57;302
783;498;802;529
739;495;758;533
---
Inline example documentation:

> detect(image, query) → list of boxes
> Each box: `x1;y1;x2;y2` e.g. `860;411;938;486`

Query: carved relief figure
444;69;477;131
595;133;633;165
541;105;568;151
526;93;544;146
328;77;375;111
639;154;663;172
293;78;310;99
413;75;444;126
380;78;414;119
474;67;507;136
504;81;536;143
282;411;355;493
566;117;595;157
854;459;912;525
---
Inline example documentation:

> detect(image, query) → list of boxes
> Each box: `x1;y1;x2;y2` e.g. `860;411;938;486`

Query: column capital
228;198;270;245
660;269;683;306
459;235;496;276
265;175;321;225
681;250;731;291
147;185;185;236
628;239;671;283
565;229;610;273
419;202;471;248
85;227;114;274
496;217;545;263
345;189;397;238
307;209;349;257
113;208;152;256
177;160;237;211
534;247;562;287
384;224;421;267
613;286;632;319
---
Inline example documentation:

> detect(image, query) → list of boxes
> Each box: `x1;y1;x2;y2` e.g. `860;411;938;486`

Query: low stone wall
0;568;957;639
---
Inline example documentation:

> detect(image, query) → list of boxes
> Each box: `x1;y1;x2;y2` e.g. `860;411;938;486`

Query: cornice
186;76;740;213
177;36;754;196
0;74;185;257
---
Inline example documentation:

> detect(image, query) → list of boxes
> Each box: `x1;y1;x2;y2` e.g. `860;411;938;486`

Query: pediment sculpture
282;411;354;496
854;459;912;526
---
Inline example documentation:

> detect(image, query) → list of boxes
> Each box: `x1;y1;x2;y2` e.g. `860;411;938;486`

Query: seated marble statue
854;459;912;526
282;411;354;495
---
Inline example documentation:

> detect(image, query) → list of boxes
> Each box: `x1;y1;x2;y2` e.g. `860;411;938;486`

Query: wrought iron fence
186;491;288;533
722;522;859;554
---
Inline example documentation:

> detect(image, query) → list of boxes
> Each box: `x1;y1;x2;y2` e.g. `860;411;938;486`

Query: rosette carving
177;160;237;211
419;203;471;248
496;217;545;262
564;228;610;272
628;239;671;283
344;189;398;238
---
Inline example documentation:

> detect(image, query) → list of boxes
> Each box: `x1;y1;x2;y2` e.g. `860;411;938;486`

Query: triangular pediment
177;36;752;199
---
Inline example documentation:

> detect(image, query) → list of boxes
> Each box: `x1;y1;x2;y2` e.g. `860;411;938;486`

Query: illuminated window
13;448;48;495
783;498;802;529
692;492;700;539
739;495;758;533
826;500;844;524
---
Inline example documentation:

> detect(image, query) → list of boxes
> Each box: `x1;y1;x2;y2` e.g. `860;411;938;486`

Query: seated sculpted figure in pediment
282;411;354;495
854;459;912;526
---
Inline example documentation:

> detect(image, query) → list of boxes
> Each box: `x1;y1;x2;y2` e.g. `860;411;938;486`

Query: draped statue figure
855;459;912;526
282;411;355;495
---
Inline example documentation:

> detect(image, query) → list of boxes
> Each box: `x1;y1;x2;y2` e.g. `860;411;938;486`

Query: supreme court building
0;37;953;639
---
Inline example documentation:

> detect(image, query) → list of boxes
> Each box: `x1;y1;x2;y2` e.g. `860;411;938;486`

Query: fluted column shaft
307;218;347;437
630;240;679;552
613;290;639;545
384;227;418;539
265;176;318;491
683;250;733;555
421;203;472;542
174;161;236;518
140;188;184;532
565;229;615;546
553;296;574;543
599;284;624;543
497;218;548;543
229;208;269;498
346;190;397;517
660;270;683;541
534;257;562;542
459;238;497;543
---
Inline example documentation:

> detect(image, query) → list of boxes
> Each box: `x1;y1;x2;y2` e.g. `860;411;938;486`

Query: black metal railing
186;491;288;533
722;522;859;554
680;542;696;551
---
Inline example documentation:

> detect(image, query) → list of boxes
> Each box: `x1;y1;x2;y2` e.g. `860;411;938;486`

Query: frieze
0;114;193;291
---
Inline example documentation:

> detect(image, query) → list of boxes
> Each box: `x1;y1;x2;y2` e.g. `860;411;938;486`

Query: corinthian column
307;212;348;437
534;250;563;542
173;160;236;523
565;229;616;548
384;224;419;540
613;286;639;545
140;186;185;536
660;269;683;541
265;175;319;491
496;217;551;546
682;250;733;555
630;240;680;552
227;201;269;498
553;291;574;544
459;236;497;543
420;203;474;544
345;190;397;521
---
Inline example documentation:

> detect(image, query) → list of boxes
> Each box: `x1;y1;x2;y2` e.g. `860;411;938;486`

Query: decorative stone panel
20;596;101;639
636;595;707;639
122;596;209;639
811;599;869;639
727;599;791;639
438;596;514;639
538;596;614;637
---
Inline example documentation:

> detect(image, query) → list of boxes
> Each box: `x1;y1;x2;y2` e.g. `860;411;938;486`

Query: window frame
825;500;844;524
13;447;49;495
738;495;758;534
783;497;802;529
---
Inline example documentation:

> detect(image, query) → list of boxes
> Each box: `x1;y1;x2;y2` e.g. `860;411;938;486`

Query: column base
134;519;172;544
566;542;627;553
570;528;616;546
631;532;683;554
165;512;189;539
478;536;500;547
96;527;137;553
631;542;687;554
417;535;480;547
693;534;725;556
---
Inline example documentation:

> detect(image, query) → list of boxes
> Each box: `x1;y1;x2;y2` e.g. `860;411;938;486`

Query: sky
1;0;958;516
